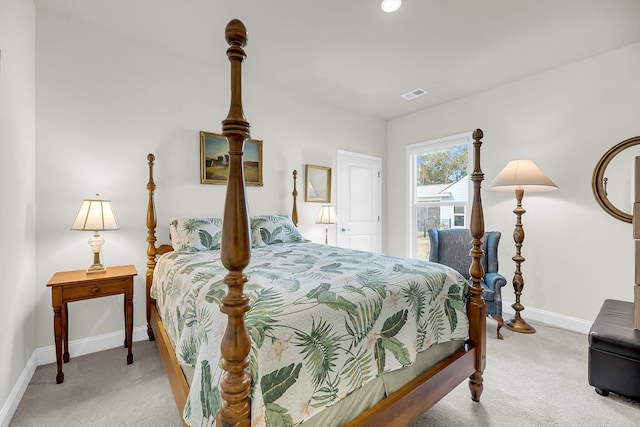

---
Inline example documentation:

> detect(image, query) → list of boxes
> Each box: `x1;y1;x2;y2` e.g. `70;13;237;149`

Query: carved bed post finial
218;19;252;427
468;129;486;402
292;170;299;226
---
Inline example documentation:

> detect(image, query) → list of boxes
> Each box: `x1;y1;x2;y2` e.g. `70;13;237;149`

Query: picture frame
200;131;263;186
305;164;331;202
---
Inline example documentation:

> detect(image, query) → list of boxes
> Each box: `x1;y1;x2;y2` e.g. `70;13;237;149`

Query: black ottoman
588;299;640;401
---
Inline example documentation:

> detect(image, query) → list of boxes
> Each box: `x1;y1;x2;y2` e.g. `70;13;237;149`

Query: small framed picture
200;131;263;186
305;164;331;202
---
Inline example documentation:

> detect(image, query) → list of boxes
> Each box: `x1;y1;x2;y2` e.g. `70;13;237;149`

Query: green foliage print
374;309;411;374
178;334;198;366
341;347;373;392
251;215;303;246
310;374;340;408
355;269;387;299
199;360;221;421
294;319;339;388
261;363;302;427
427;303;446;341
203;279;226;306
246;287;283;348
175;218;222;251
198;229;220;250
444;282;467;331
306;283;357;314
403;281;429;349
344;297;383;349
260;226;284;245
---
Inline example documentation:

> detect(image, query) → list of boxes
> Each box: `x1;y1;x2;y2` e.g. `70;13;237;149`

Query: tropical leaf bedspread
151;241;469;426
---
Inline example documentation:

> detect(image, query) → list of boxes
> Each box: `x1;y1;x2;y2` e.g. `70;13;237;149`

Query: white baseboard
502;301;593;335
0;352;37;427
0;326;148;427
35;326;149;365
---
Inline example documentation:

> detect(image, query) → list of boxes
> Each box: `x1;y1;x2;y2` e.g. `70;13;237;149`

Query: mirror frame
592;135;640;224
305;164;331;203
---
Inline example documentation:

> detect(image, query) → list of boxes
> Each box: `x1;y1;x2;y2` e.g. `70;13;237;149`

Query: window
407;132;472;259
454;206;465;227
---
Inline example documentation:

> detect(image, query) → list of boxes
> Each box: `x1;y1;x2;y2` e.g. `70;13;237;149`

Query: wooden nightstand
46;265;138;384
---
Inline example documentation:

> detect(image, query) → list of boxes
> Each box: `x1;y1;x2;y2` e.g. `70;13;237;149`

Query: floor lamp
487;160;557;333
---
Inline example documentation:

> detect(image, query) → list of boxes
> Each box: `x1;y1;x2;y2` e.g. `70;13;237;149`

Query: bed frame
145;18;486;427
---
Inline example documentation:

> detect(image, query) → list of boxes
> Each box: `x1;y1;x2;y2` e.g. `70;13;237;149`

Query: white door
336;150;382;252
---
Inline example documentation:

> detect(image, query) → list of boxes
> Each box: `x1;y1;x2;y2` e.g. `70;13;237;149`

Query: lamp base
86;263;106;274
86;232;106;274
504;317;536;334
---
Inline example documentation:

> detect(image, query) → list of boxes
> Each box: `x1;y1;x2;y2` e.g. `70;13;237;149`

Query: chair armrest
484;272;508;292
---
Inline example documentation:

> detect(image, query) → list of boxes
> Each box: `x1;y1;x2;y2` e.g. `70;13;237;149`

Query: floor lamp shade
71;194;120;273
487;159;557;193
487;160;557;334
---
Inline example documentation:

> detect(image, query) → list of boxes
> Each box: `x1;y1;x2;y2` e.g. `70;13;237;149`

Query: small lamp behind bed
316;205;337;245
71;194;120;274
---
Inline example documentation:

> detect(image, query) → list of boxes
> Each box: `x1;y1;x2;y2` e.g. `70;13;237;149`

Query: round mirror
592;136;640;223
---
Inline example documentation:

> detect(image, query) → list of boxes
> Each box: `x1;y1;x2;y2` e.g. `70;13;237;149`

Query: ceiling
35;0;640;120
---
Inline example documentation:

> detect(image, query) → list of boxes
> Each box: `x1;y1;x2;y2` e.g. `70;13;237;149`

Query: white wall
33;8;385;349
0;0;36;411
386;41;640;323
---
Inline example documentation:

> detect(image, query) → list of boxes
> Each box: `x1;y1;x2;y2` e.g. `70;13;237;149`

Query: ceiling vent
401;88;427;100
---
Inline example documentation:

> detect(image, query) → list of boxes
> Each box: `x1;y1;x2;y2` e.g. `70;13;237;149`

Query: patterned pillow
169;217;223;251
250;215;308;247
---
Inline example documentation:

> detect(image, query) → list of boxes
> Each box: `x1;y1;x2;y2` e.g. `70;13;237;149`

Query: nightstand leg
123;296;127;348
125;291;133;364
53;305;64;384
62;303;69;363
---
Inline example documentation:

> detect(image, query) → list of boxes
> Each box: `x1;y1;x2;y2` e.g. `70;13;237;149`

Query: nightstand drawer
62;280;126;301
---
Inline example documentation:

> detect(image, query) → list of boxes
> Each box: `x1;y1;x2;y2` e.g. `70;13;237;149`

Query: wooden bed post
146;153;159;342
218;19;252;427
292;170;299;226
468;129;487;401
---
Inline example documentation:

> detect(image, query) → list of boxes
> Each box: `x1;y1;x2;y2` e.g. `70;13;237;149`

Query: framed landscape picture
200;131;263;186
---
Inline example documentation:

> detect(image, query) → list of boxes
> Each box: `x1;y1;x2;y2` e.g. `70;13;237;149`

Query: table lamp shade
316;205;337;224
71;195;119;231
486;159;557;193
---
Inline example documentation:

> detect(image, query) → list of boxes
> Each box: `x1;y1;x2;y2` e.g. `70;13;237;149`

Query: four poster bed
145;19;487;427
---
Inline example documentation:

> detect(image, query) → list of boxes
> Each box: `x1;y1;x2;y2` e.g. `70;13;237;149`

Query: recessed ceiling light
381;0;402;13
401;88;427;100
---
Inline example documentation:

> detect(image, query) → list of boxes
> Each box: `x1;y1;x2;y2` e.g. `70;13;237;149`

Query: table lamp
316;205;337;245
71;194;120;273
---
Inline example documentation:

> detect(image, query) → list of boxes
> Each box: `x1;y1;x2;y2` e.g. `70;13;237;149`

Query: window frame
406;132;473;258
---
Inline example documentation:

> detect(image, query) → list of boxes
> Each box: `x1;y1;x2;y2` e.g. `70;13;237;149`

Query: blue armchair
428;228;507;339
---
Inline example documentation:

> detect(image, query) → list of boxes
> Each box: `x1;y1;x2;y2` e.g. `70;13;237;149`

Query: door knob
341;228;351;232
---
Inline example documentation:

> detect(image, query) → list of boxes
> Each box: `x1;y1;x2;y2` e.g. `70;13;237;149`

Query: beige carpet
411;322;640;426
10;322;640;426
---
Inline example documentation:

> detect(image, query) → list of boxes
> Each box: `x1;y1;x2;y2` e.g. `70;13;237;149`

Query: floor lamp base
505;317;536;334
